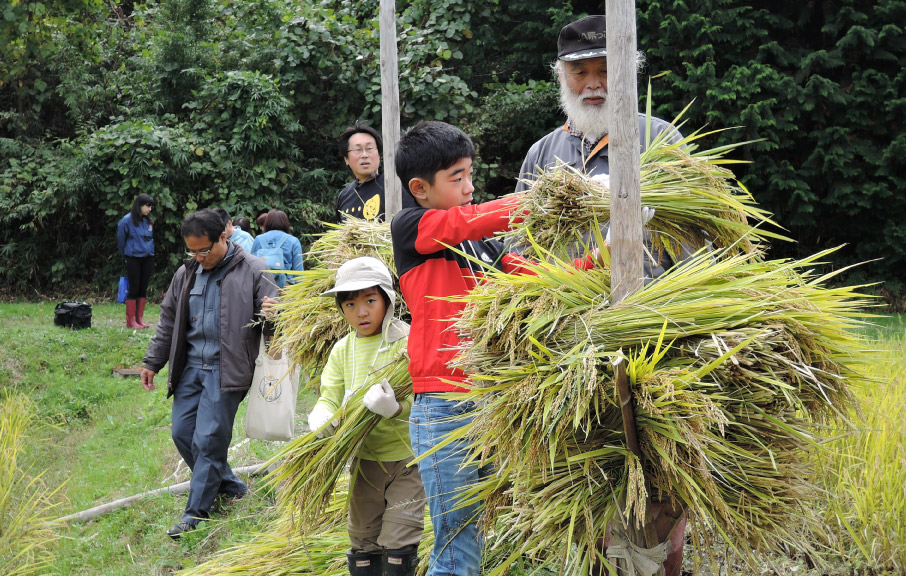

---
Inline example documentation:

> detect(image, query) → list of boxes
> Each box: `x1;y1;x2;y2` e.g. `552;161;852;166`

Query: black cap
557;15;607;61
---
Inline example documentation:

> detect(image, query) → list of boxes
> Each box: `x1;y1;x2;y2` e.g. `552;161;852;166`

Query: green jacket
315;324;413;462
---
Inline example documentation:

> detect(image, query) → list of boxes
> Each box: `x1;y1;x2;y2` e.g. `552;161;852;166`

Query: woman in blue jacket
117;193;155;328
250;209;304;288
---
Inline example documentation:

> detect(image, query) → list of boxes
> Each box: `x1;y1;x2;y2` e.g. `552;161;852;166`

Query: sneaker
166;521;196;539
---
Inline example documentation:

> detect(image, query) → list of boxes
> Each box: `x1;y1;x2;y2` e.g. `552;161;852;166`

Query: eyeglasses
348;146;377;156
185;241;216;258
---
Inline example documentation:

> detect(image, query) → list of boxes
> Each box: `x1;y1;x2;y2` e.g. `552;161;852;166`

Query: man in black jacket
336;123;417;221
141;209;278;538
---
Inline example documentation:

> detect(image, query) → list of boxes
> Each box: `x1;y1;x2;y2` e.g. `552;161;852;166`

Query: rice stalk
809;329;906;571
175;487;354;576
0;393;62;576
264;352;411;532
504;129;790;263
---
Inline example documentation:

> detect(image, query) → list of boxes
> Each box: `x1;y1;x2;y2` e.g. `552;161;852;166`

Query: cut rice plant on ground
175;490;352;576
0;393;62;576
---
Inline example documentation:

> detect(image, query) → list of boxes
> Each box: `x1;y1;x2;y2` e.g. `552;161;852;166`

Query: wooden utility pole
606;1;643;305
379;0;403;218
606;2;667;575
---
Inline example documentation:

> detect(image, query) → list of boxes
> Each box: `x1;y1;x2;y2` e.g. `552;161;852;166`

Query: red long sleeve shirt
390;197;532;393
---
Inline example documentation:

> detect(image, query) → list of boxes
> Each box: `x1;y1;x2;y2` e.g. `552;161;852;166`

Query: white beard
559;79;609;142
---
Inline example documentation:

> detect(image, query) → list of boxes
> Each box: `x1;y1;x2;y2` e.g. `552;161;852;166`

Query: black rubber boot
382;548;418;576
347;551;382;576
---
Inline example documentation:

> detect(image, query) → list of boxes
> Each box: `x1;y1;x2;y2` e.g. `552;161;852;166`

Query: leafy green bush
464;79;559;200
637;0;906;303
1;0;905;307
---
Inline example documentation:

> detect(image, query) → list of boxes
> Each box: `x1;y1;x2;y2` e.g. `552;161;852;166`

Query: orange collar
562;123;609;168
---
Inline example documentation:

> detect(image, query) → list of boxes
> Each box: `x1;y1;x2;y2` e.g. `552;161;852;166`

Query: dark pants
125;255;154;299
171;366;247;524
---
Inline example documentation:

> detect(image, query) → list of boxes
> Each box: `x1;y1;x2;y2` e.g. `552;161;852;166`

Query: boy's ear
408;177;429;200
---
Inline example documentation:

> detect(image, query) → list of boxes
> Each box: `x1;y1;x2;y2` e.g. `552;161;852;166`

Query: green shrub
2;0;905;308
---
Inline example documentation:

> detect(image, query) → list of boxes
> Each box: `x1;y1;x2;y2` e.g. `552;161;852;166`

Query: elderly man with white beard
517;15;682;192
515;15;691;279
515;15;689;575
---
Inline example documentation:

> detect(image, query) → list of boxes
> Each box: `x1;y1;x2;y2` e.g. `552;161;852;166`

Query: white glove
590;173;611;188
363;379;400;419
604;206;656;246
308;404;337;438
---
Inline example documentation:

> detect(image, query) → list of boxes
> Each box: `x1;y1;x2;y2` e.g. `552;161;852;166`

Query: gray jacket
515;113;689;280
515;113;681;192
143;245;279;397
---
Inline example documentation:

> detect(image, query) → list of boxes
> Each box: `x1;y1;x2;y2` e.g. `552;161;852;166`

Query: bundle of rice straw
265;351;411;532
272;217;405;387
438;131;877;574
446;246;875;574
503;130;789;263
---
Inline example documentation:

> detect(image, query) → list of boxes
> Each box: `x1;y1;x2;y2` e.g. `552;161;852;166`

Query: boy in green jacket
308;256;425;576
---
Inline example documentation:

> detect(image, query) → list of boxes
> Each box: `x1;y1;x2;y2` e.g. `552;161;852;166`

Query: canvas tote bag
244;338;299;441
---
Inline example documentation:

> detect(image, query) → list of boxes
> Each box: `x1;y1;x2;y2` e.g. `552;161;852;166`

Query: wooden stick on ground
58;463;271;523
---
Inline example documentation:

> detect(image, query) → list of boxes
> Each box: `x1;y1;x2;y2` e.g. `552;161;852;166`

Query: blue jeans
410;394;490;576
171;366;247;525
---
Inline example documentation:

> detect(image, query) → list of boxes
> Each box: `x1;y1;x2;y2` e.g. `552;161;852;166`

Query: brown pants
348;457;426;553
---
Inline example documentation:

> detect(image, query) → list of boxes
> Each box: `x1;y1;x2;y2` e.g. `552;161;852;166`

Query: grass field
1;301;904;575
0;302;315;575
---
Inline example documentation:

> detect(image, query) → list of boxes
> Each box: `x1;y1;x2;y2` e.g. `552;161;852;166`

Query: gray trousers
171;366;247;524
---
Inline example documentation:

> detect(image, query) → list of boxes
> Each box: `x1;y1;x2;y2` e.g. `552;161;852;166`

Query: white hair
552;52;647;141
558;75;609;141
550;51;647;77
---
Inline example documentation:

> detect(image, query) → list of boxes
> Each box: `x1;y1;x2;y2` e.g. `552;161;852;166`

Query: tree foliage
637;0;906;302
1;0;904;307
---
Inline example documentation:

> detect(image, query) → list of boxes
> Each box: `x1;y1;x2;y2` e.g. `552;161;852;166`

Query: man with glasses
140;208;279;539
336;122;417;221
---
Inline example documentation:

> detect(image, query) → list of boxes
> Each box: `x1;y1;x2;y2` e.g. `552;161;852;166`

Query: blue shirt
230;228;254;253
185;244;236;369
250;230;304;284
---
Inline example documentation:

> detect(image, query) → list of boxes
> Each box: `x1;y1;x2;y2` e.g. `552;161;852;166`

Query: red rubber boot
125;299;141;329
136;298;151;328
